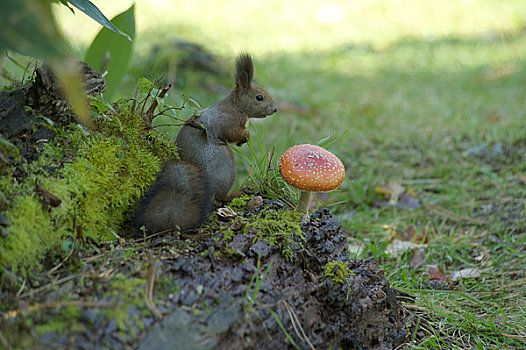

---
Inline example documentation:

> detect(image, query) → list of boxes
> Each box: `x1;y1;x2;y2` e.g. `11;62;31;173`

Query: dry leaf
400;225;417;241
36;178;62;208
230;220;246;231
427;265;448;281
450;268;487;281
246;196;263;211
375;182;421;209
217;207;237;221
409;248;425;269
386;239;426;255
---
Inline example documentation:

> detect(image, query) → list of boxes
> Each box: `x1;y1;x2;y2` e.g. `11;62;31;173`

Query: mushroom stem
296;190;312;219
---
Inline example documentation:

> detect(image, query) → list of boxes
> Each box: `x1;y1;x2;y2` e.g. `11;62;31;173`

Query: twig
500;333;526;341
153;106;186;120
152;123;183;129
16;279;26;298
131;229;175;244
144;84;172;124
283;300;316;350
107;226;121;240
3;300;115;320
144;260;163;319
48;245;76;274
19;274;79;299
19;270;115;299
82;253;106;263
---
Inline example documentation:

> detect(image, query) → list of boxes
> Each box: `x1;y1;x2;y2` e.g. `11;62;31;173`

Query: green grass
6;0;526;347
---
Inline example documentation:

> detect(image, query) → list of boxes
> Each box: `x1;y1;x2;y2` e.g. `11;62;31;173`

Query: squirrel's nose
271;105;278;114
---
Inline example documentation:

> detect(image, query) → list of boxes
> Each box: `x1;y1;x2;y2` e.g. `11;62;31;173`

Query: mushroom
278;144;345;221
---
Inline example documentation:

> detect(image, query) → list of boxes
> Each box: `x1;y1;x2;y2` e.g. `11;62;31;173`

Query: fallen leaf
217;207;237;221
400;225;417;241
386;239;427;255
36;178;62;208
399;225;429;243
450;268;487;281
374;182;421;209
230;220;246;231
397;192;421;209
427;265;448;281
409;248;425;269
246;196;263;211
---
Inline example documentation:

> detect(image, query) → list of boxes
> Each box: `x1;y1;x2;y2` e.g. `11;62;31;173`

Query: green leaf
84;5;136;101
67;0;132;41
0;0;69;60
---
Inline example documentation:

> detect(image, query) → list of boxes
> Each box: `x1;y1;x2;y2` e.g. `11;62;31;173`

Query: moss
249;209;304;261
323;260;354;299
207;204;304;261
101;272;149;332
323;261;353;284
0;104;177;276
1;195;65;272
228;194;251;212
35;307;84;335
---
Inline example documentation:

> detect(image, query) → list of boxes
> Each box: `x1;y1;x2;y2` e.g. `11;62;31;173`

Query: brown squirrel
132;54;278;234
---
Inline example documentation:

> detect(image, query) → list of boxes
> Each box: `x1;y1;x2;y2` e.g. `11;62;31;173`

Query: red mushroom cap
278;144;345;192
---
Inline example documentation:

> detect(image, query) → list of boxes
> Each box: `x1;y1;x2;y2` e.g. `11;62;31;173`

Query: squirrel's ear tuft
235;53;254;91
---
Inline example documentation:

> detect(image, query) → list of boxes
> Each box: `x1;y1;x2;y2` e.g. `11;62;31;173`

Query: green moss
101;272;149;332
323;261;353;284
323;261;354;299
35;307;84;335
1;195;65;272
0;105;177;276
249;209;304;261
207;204;304;262
228;194;251;212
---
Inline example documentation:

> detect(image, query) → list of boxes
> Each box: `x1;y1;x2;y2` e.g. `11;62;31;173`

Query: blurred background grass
50;0;526;147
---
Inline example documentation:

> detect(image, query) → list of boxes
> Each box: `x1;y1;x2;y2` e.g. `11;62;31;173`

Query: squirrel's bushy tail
132;160;213;234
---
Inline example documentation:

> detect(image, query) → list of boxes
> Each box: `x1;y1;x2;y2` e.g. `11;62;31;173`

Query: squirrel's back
131;160;213;234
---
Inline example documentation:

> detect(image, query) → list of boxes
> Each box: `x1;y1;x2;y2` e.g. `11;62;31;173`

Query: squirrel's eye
256;94;264;102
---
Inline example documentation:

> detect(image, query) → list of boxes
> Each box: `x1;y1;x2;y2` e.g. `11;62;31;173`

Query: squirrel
132;53;278;234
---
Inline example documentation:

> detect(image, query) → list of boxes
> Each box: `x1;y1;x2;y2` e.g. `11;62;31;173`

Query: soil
2;207;408;350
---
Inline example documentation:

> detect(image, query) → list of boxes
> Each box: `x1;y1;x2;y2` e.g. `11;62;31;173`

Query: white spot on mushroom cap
278;144;345;191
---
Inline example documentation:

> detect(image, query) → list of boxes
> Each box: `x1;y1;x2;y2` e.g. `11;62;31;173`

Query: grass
5;0;526;348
